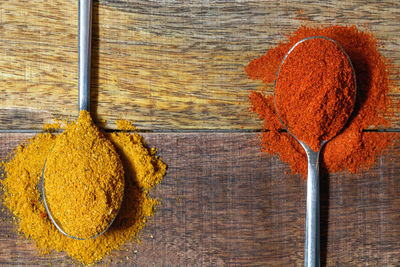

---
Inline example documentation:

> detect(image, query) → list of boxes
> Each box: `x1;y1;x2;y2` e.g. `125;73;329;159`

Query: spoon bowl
274;36;357;149
41;158;120;240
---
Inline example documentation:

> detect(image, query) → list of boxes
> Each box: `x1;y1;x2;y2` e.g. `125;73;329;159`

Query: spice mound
275;38;356;151
246;25;398;177
1;118;166;265
44;110;124;239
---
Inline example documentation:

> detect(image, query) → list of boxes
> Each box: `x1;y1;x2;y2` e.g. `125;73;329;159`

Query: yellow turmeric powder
115;118;136;131
44;110;124;239
1;118;166;265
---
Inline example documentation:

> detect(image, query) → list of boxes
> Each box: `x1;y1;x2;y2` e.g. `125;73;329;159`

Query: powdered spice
275;37;356;151
1;119;166;265
44;110;125;239
246;25;397;177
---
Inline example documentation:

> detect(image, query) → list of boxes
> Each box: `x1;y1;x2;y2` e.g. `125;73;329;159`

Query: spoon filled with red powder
274;36;356;267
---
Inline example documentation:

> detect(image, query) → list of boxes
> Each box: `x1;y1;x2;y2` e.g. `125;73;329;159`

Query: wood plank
0;132;399;266
0;0;399;130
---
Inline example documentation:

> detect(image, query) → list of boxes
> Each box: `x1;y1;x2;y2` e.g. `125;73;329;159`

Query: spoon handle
78;0;93;112
303;146;321;267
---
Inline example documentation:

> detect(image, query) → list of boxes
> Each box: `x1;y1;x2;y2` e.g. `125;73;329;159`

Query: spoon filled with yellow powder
42;0;124;240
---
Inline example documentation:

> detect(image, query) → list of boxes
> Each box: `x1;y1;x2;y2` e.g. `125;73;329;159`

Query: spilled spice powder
275;37;356;151
1;118;166;265
44;110;125;239
246;25;398;177
116;119;136;131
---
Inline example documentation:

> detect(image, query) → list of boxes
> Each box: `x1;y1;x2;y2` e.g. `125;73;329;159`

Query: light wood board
0;0;399;130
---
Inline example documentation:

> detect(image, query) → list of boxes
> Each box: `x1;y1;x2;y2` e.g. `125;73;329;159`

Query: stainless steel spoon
41;0;118;240
273;36;357;267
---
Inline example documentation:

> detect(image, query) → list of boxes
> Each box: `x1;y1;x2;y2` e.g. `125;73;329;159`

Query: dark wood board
0;133;399;266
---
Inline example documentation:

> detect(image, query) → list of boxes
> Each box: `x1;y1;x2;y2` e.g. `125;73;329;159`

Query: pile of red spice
246;25;397;177
275;37;356;151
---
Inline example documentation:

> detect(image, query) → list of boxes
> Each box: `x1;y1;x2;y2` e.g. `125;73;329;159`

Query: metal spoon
41;0;118;240
273;36;357;267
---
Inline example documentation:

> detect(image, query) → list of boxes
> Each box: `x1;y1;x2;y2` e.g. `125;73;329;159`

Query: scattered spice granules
246;25;398;177
115;119;136;131
1;118;166;265
44;110;125;239
274;37;356;151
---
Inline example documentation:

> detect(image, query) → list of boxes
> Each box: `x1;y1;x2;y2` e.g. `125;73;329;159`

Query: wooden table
0;0;399;266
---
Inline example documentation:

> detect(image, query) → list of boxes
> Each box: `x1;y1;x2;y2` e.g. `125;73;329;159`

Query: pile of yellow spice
44;111;125;239
1;114;166;265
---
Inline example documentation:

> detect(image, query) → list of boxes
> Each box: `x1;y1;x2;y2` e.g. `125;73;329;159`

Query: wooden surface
0;0;399;130
1;0;400;266
0;133;399;266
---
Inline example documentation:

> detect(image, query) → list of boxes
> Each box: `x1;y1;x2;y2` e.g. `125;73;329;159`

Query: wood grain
0;0;399;130
0;133;399;266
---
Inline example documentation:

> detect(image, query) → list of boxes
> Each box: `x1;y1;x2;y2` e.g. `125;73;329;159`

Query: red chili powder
246;25;397;177
275;38;356;151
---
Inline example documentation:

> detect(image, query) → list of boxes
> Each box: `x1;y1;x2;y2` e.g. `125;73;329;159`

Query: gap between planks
0;129;399;134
